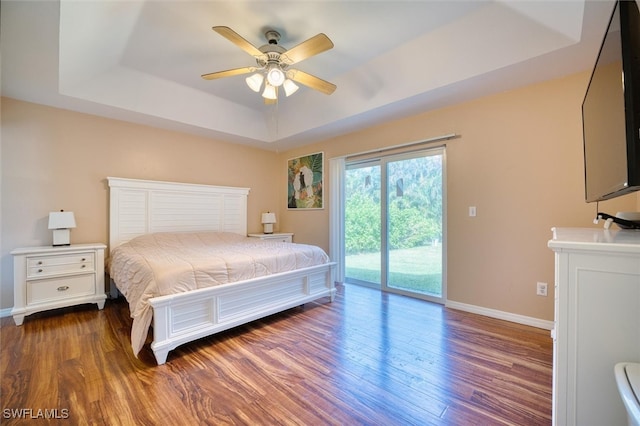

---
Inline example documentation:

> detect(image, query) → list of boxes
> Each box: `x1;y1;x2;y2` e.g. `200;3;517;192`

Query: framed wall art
287;152;323;209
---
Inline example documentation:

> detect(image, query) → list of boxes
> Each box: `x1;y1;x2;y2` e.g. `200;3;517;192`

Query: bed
107;177;336;365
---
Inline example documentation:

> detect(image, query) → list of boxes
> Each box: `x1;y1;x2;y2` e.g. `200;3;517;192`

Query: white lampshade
245;73;264;92
48;211;76;229
262;84;277;100
283;79;299;97
261;212;276;234
48;211;76;246
261;212;276;224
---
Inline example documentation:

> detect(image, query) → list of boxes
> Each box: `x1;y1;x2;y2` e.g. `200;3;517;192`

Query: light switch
469;206;477;217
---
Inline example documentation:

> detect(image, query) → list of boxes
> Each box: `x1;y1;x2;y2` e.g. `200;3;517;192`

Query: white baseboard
0;307;13;319
445;300;554;331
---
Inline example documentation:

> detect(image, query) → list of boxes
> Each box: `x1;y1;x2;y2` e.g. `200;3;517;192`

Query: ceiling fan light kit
262;83;277;100
202;26;336;103
245;73;264;92
282;79;299;96
266;65;285;87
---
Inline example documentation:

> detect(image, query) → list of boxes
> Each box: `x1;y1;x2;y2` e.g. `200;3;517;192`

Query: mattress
108;231;330;356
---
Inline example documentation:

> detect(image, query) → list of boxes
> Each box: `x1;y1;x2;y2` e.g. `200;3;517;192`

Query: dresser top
11;243;107;255
548;227;640;254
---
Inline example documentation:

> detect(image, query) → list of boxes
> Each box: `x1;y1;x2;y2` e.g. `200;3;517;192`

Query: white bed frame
107;177;336;365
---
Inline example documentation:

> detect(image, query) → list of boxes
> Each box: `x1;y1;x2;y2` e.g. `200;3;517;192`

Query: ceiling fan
201;26;337;103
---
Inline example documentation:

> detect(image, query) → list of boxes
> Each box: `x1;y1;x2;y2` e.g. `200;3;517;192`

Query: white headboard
108;177;250;250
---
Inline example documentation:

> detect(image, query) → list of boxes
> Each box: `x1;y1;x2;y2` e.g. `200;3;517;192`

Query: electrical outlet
536;282;548;296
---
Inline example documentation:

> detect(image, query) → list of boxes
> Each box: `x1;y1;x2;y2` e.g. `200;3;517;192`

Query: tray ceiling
1;1;617;151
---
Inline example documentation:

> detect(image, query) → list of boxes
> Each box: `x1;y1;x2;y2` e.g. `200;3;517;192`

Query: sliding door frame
330;143;449;304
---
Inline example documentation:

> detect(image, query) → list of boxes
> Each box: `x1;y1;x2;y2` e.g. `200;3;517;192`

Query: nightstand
248;233;294;243
11;243;107;325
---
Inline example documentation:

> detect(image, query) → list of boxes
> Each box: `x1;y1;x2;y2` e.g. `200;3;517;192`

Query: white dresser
548;228;640;426
11;243;107;325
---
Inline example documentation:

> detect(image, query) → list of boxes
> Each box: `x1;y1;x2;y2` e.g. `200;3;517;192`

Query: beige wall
2;69;638;321
279;70;637;321
0;98;280;309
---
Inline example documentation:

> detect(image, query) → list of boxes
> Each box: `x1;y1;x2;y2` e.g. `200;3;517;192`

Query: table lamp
261;212;276;234
48;210;76;246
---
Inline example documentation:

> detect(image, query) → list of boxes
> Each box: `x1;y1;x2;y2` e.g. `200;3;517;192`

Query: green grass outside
345;245;443;296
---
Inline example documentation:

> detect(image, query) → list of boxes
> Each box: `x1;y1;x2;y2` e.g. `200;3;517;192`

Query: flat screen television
582;0;640;203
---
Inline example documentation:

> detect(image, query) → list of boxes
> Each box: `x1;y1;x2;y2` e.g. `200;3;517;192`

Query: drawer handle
57;286;69;292
37;261;43;265
38;269;43;273
81;258;86;262
81;264;86;268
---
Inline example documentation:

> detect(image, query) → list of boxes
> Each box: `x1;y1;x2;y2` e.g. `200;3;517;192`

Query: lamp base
262;223;274;234
52;229;71;246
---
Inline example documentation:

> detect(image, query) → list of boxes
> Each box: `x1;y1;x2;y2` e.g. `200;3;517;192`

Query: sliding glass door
345;161;382;287
345;148;445;303
386;152;444;299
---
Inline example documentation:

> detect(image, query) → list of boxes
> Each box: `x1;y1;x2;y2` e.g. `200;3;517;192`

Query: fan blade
201;67;255;80
213;26;264;58
280;33;334;65
288;69;336;95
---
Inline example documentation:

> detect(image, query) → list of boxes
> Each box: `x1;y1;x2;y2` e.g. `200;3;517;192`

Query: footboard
149;262;336;364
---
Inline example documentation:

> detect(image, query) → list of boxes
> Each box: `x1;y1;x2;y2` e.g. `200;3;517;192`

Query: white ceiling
1;1;617;151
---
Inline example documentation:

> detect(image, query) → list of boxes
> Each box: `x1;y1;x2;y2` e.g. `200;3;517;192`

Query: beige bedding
108;231;330;356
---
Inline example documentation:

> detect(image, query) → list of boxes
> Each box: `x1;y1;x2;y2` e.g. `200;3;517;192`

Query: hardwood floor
1;283;552;425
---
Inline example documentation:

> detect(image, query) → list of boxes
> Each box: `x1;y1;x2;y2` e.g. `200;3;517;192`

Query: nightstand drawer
269;236;293;243
27;253;94;278
27;274;95;305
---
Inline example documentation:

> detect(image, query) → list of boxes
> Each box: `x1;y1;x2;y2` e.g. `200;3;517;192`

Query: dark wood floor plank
1;283;552;425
